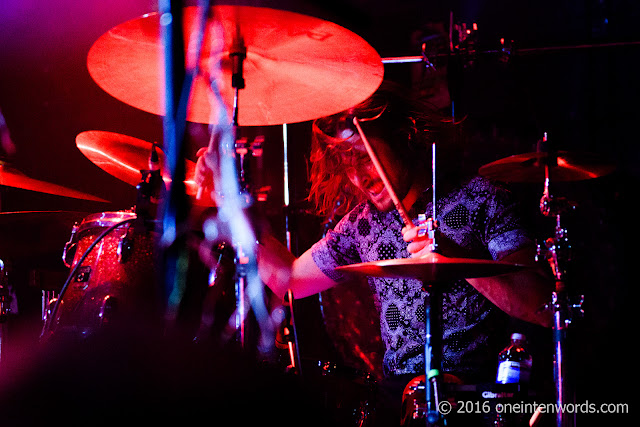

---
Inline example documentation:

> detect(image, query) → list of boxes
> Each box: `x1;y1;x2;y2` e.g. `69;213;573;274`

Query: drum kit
0;3;617;427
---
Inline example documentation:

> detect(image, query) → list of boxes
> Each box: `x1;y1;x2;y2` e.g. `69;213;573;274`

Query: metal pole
283;123;291;251
536;134;580;427
158;0;192;327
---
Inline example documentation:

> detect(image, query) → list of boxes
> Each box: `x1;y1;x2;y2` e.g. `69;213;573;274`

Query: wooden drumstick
352;117;414;229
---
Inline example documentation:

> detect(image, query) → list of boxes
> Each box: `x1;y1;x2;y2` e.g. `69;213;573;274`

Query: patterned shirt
311;176;532;379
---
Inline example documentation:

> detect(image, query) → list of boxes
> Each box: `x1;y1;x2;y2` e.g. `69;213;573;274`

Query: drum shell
46;211;161;340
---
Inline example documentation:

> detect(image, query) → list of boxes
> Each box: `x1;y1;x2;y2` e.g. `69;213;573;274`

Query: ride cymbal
335;252;525;282
0;162;108;202
478;151;615;183
87;5;384;126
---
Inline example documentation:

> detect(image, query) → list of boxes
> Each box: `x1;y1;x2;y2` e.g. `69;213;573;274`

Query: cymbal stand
279;123;304;372
535;136;584;427
280;289;302;375
419;141;445;427
282;124;293;252
420;279;444;427
354;116;446;426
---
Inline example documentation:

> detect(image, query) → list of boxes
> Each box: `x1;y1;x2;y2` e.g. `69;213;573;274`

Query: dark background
0;0;635;423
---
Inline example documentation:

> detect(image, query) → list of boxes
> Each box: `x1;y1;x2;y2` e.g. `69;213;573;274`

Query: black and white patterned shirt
311;176;532;379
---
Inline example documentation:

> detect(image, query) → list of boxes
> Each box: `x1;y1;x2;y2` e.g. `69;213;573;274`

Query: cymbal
478;151;615;183
75;130;203;199
87;6;383;126
0;163;109;202
335;252;525;282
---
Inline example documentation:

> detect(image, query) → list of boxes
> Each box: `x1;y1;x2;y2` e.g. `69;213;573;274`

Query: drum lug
42;294;58;325
62;223;79;268
75;266;91;283
117;227;134;263
98;295;117;326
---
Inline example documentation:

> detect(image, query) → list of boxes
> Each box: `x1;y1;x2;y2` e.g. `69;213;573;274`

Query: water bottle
496;333;532;384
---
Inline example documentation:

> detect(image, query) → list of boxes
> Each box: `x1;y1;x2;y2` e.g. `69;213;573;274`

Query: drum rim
76;210;136;233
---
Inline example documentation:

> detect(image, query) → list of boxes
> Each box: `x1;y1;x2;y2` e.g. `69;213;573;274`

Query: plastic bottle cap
427;369;440;380
511;333;525;341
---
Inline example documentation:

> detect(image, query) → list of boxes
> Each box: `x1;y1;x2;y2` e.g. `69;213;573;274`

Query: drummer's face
340;129;411;212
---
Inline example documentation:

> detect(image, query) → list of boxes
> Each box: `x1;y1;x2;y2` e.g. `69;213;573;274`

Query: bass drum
42;211;162;342
319;276;385;381
312;278;385;426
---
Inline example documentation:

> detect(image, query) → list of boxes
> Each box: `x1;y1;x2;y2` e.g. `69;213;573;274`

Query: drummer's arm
196;150;336;298
466;246;554;328
257;234;339;299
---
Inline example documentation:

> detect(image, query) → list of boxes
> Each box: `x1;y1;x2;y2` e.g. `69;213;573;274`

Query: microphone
135;142;166;229
147;142;165;202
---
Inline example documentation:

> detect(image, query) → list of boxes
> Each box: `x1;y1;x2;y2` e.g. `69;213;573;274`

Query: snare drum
42;211;161;341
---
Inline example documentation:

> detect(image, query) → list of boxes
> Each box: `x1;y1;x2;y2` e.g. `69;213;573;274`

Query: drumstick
352;117;414;229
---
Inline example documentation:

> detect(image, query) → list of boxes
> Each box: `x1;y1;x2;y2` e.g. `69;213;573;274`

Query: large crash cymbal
335;252;525;282
478;151;615;183
75;130;203;199
0;162;108;202
87;5;384;126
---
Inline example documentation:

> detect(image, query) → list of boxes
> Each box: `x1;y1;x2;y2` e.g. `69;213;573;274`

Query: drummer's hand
402;222;434;258
195;147;215;200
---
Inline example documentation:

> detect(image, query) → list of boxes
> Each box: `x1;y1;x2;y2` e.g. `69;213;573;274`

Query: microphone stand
201;15;273;354
158;0;192;325
230;38;249;348
135;143;166;231
115;145;167;284
158;1;271;353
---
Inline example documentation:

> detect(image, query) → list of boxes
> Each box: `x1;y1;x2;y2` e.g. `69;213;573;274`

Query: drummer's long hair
309;80;446;219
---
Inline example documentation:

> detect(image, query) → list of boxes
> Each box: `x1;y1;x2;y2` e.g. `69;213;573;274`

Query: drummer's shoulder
460;175;515;198
328;201;371;233
443;176;519;213
341;200;372;223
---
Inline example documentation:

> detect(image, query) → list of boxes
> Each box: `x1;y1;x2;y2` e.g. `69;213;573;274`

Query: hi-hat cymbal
478;151;615;183
87;5;383;126
335;252;525;282
0;162;108;202
75;130;203;199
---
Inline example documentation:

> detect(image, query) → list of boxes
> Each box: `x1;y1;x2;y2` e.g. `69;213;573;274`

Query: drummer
195;80;553;425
